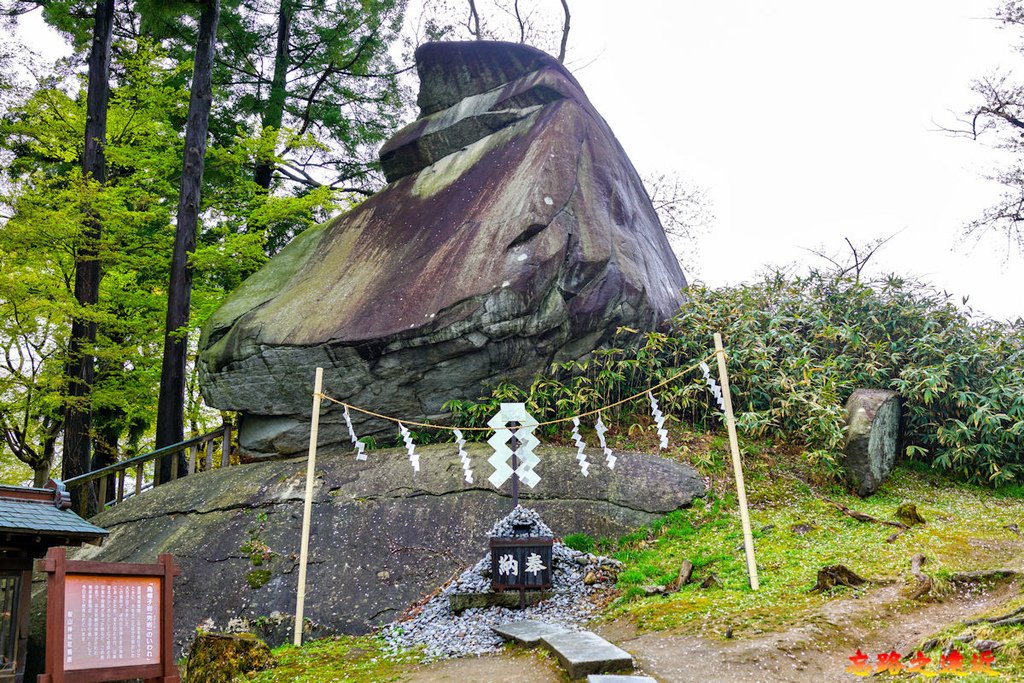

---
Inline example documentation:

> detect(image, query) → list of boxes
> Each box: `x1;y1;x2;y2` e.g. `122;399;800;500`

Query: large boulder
197;41;687;458
52;444;703;656
842;389;902;496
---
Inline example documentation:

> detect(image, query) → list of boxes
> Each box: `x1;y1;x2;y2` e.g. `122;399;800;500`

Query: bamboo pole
293;367;324;647
714;332;760;591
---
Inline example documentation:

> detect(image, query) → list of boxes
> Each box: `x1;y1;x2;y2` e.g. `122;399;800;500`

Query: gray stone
197;40;687;459
587;677;657;683
38;444;702;658
492;619;568;645
450;591;551;613
842;389;902;496
541;630;634;679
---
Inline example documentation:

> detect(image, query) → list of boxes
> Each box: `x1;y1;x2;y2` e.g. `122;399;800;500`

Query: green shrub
443;269;1024;485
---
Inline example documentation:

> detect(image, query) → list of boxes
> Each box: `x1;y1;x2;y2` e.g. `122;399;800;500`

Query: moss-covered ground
231;427;1024;681
236;635;421;683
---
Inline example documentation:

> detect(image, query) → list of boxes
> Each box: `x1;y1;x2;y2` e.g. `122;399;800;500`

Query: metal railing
64;423;233;515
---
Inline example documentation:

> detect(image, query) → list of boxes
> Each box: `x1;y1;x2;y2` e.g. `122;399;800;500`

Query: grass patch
602;439;1024;639
237;635;420;683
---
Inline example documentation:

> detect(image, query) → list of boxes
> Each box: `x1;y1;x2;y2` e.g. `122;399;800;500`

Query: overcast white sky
566;1;1024;320
12;1;1024;320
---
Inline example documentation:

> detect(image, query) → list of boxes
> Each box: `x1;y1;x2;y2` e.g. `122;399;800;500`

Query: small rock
575;556;591;566
975;639;1003;652
790;523;815;536
583;571;598;585
377;570;390;580
184;632;275;683
642;585;666;596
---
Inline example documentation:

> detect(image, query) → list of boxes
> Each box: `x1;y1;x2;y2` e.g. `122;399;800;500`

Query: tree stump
185;632;275;683
811;565;867;592
842;389;902;497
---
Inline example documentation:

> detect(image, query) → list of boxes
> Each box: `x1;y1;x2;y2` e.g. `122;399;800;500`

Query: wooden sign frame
37;548;180;683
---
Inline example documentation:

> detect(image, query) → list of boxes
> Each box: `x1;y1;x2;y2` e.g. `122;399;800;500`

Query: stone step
587;676;657;683
540;630;634;680
491;619;568;646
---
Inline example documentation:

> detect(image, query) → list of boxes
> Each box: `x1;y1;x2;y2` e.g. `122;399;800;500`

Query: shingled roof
0;482;107;545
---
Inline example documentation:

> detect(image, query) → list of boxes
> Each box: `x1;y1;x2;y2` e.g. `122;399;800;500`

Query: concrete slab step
540;630;633;680
587;676;657;683
491;619;568;646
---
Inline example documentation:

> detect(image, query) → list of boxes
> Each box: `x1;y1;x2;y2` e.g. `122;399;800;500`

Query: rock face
842;389;902;496
197;41;687;458
47;444;703;655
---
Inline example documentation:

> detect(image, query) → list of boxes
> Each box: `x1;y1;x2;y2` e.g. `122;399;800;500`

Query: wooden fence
63;423;233;516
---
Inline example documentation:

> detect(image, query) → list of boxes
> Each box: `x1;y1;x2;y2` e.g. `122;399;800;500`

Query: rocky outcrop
197;41;687;458
842;389;902;496
52;444;703;655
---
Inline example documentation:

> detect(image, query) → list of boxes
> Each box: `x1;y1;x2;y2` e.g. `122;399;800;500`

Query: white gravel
381;507;621;660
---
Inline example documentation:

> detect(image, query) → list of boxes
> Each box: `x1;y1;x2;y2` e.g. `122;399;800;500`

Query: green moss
237;635;421;683
246;570;272;589
601;447;1024;638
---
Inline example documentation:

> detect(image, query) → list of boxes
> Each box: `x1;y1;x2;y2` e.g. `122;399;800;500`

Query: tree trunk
63;0;115;512
155;0;221;483
254;0;292;191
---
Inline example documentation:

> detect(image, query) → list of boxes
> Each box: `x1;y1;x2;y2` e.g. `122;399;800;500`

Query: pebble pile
381;507;621;659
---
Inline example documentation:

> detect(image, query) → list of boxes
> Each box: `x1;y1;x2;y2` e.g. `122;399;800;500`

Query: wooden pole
293;367;323;647
714;332;760;591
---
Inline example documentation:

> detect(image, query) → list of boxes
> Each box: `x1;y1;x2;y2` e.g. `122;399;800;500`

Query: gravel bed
381;508;621;660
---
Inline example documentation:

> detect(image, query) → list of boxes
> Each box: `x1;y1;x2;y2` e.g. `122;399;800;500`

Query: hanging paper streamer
487;403;542;488
399;422;419;472
343;405;367;460
700;362;726;412
594;413;615;469
570;417;589;476
648;391;669;450
453;428;472;484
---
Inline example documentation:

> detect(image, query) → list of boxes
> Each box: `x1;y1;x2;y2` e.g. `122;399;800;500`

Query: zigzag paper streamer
648;391;669;450
700;362;726;412
594;413;615;469
570;417;589;476
343;405;367;460
399;423;419;472
453;428;472;484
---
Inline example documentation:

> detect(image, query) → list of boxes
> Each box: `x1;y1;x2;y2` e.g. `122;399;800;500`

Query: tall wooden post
714;333;760;591
293;367;323;646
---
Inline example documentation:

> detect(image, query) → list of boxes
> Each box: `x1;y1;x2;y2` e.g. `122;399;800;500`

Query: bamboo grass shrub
445;270;1024;485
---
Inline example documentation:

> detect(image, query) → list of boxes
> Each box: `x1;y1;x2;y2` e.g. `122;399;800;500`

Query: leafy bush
446;269;1024;485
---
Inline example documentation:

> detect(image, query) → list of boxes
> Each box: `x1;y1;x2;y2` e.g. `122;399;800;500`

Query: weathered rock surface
197;40;687;458
842;389;902;497
43;445;702;656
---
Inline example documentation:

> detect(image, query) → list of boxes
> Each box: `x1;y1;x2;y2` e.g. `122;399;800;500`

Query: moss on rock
185;632;275;683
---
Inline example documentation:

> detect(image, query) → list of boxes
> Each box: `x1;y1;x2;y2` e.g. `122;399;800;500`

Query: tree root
811;564;868;592
950;569;1019;583
908;553;934;600
827;500;910;543
965;605;1024;627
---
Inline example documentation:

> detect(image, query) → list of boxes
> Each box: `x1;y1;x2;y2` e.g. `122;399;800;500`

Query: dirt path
596;579;1020;682
401;579;1020;682
400;650;563;682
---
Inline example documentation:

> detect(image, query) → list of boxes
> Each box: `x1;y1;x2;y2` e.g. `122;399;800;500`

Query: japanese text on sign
63;574;161;671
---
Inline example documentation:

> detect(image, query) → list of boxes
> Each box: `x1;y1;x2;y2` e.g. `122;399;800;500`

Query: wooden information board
37;548;180;683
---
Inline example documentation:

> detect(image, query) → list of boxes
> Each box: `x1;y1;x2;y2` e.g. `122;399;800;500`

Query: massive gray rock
842;389;902;497
197;41;687;458
41;445;703;656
